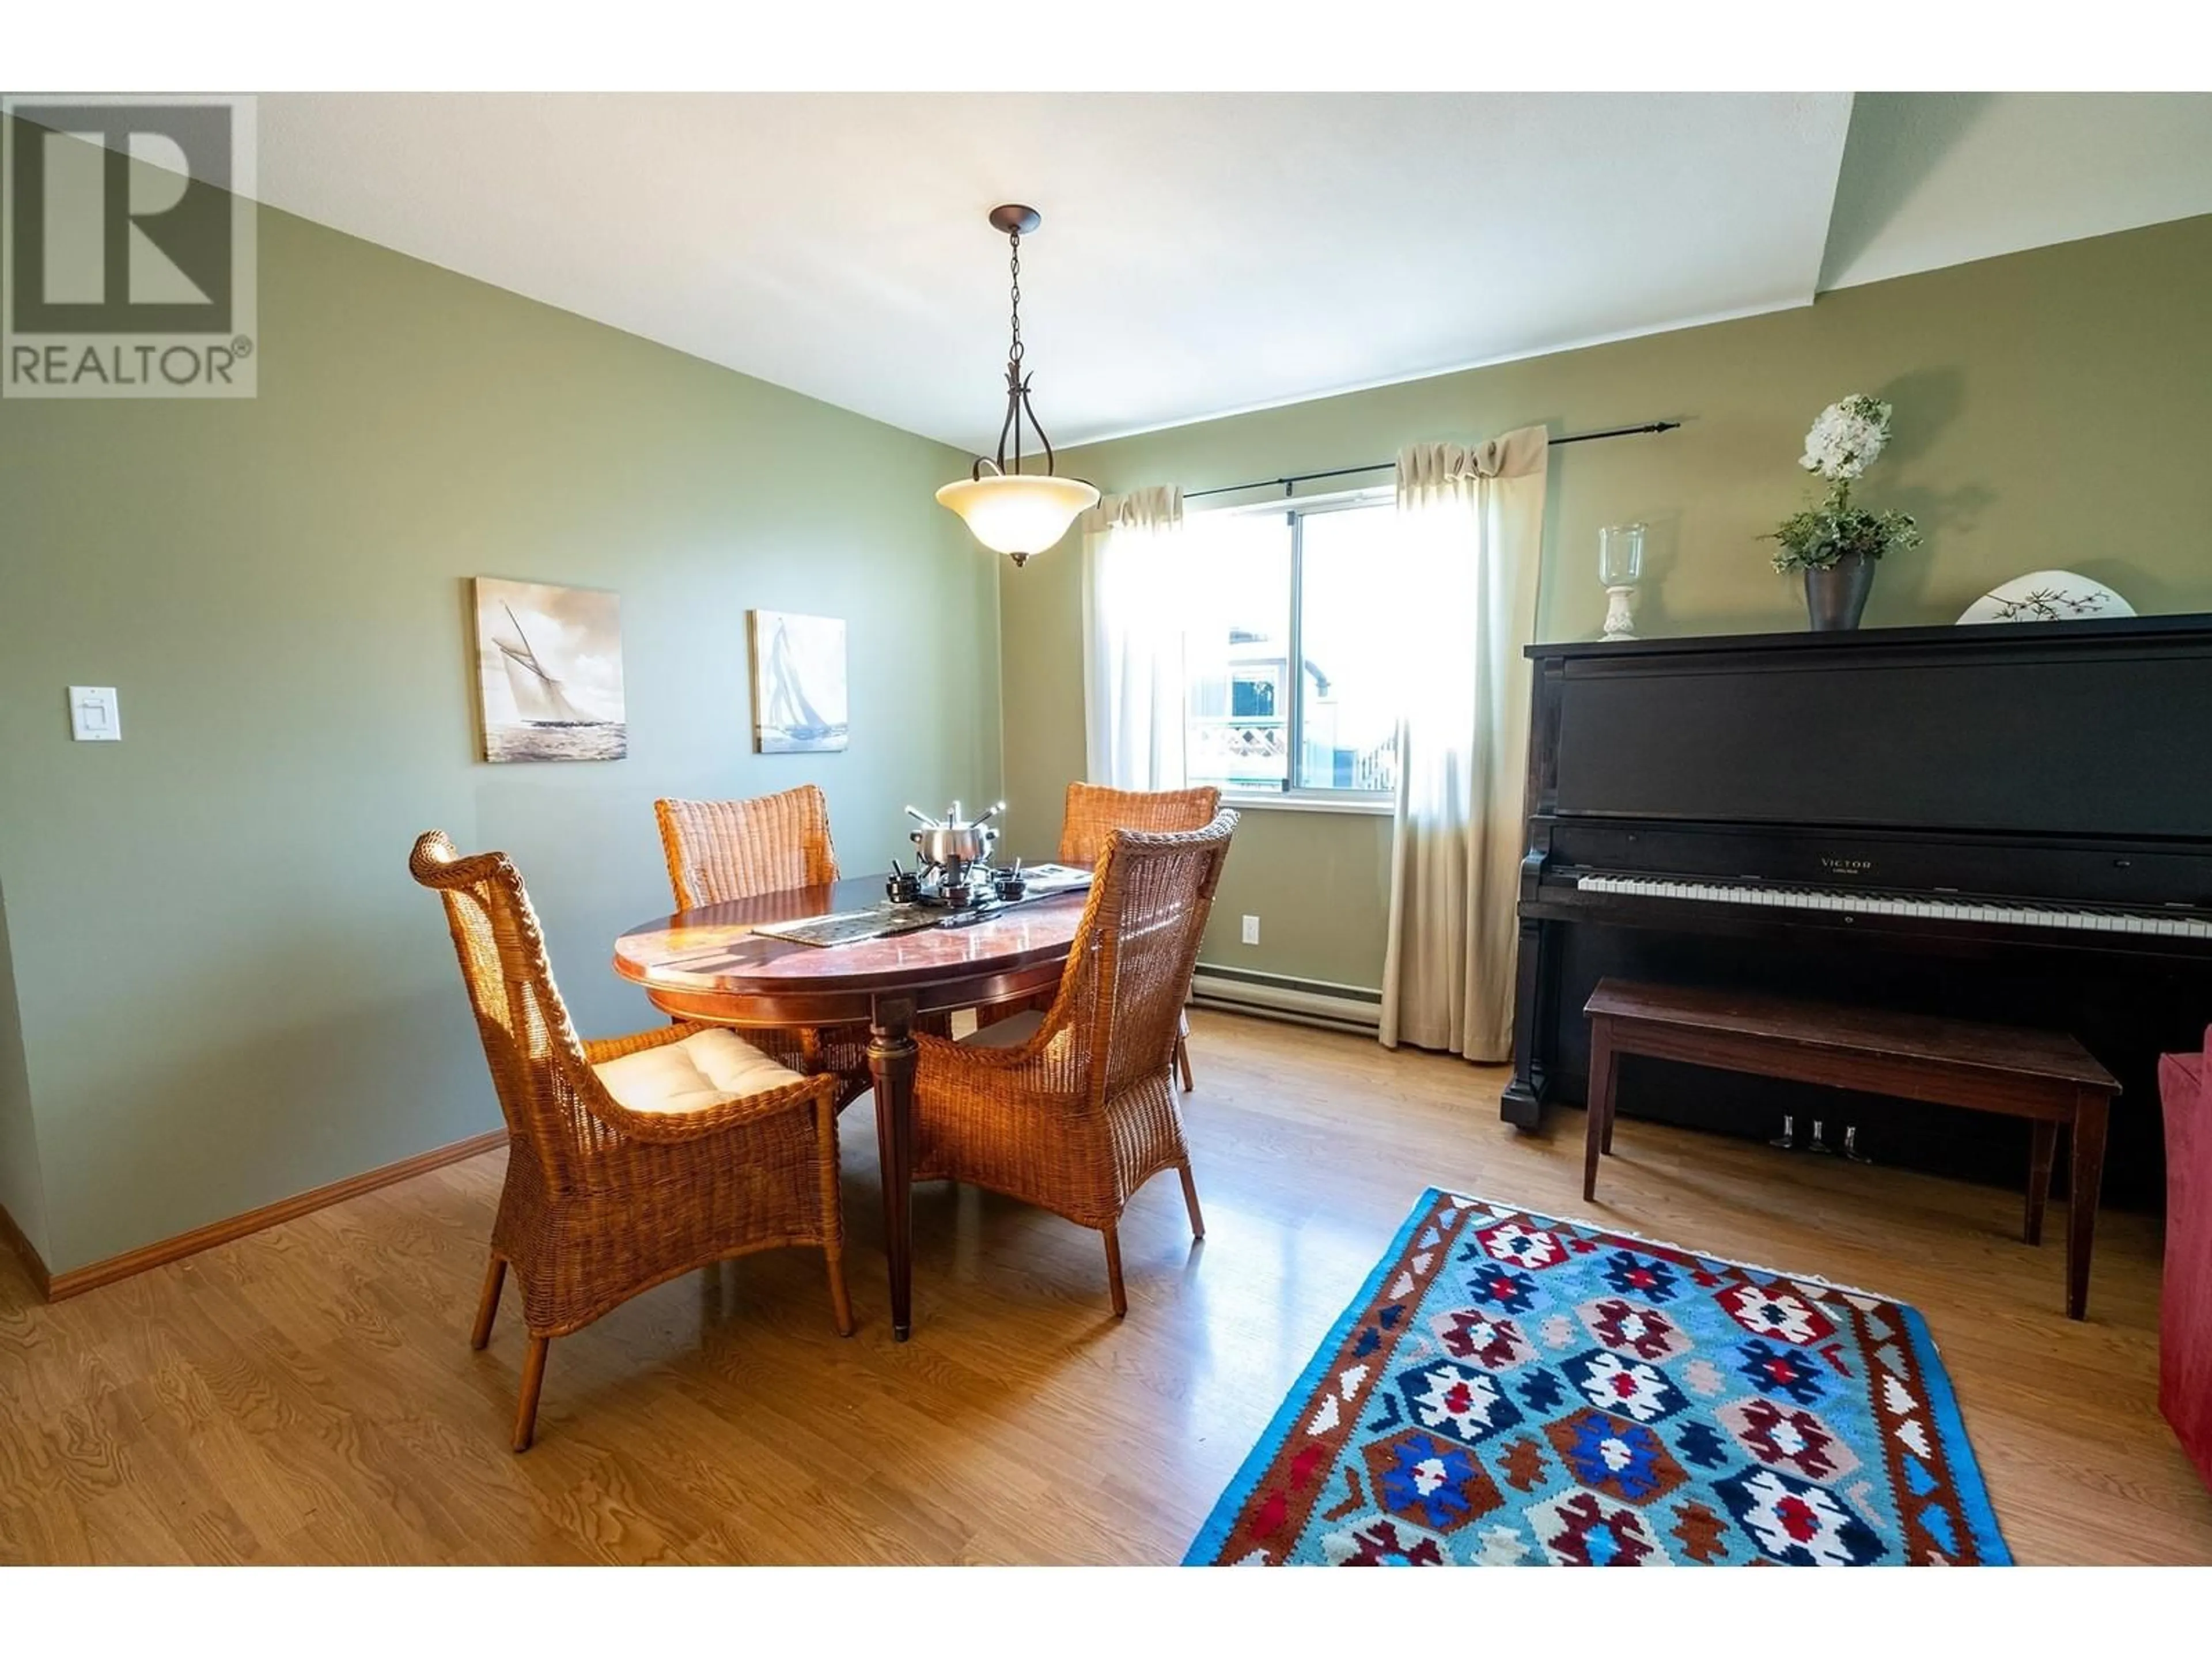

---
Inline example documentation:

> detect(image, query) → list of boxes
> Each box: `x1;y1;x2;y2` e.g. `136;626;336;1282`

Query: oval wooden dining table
612;875;1090;1339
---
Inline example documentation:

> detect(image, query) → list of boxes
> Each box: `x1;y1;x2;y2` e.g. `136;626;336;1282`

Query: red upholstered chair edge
2160;1026;2211;1493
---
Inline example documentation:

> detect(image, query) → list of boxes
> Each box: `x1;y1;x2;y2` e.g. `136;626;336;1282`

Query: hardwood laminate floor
1;1011;2206;1565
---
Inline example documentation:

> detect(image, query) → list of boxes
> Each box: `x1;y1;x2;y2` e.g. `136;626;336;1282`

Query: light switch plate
69;685;120;741
1240;914;1260;945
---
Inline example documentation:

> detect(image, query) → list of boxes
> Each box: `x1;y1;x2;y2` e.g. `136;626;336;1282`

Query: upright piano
1505;614;2212;1206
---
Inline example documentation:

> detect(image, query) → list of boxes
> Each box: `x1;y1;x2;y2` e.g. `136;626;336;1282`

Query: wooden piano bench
1581;977;2121;1320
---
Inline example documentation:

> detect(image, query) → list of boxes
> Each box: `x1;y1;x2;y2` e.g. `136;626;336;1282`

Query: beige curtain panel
1379;427;1550;1061
1081;485;1188;789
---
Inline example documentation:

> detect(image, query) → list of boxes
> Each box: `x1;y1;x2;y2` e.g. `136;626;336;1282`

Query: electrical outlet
1240;914;1260;945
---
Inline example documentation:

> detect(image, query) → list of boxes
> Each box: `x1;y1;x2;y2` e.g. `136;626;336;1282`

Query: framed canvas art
472;578;627;762
748;610;849;753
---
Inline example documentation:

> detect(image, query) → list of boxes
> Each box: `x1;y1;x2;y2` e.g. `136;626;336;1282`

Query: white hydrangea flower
1799;395;1892;482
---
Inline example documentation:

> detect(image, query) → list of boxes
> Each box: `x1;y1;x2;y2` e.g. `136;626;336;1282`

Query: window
1183;495;1399;801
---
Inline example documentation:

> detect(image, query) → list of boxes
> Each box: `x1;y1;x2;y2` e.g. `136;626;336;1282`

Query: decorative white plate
1956;570;2135;624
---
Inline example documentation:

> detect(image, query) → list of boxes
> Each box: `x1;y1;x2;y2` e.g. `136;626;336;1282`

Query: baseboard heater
1188;965;1381;1035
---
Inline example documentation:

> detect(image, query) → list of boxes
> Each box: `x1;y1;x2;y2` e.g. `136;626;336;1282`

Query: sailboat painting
472;578;628;763
748;610;849;754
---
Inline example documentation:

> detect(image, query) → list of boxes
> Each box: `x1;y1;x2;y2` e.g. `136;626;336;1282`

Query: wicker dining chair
654;786;877;1106
911;809;1238;1316
1056;783;1224;865
410;830;850;1452
1059;783;1222;1093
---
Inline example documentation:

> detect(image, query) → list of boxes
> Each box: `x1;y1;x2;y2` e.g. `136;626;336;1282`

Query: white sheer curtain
1379;427;1550;1061
1081;486;1188;789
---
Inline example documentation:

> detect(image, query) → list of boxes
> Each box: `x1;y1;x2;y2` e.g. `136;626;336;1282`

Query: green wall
998;215;2212;990
0;882;43;1262
0;204;1002;1275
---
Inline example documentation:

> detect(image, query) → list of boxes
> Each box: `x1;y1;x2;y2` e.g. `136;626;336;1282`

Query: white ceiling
228;92;2211;453
252;93;1855;453
1820;92;2212;290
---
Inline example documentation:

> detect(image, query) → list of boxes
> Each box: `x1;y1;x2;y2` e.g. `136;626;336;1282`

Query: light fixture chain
941;204;1097;565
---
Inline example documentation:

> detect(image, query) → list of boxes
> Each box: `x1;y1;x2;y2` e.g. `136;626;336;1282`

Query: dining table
612;874;1092;1339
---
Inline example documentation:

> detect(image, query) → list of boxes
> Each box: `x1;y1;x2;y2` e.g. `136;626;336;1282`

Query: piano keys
1573;874;2212;940
1505;614;2212;1206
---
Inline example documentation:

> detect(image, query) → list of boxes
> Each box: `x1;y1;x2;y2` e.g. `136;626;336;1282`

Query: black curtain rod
1180;421;1681;501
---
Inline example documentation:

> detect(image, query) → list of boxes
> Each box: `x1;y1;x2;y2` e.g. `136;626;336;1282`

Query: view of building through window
1183;498;1399;797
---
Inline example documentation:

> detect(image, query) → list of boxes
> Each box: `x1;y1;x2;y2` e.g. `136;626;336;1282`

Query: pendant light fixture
935;204;1098;567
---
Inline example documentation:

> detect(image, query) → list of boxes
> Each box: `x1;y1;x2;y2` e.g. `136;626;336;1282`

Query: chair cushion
593;1028;805;1115
961;1009;1046;1050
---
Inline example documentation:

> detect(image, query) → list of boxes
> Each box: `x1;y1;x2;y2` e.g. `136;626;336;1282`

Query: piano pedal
1843;1125;1873;1165
1806;1118;1835;1155
1770;1114;1797;1151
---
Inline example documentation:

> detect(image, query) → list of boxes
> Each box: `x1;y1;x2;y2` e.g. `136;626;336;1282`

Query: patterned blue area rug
1187;1188;2009;1566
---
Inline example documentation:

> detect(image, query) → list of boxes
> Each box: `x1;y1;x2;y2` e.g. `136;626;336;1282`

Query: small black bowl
886;872;922;904
991;872;1028;902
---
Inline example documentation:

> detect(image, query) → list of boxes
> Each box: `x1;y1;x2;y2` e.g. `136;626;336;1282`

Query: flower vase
1804;552;1875;631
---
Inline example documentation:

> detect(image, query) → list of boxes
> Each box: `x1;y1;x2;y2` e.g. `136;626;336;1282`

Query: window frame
1187;486;1397;813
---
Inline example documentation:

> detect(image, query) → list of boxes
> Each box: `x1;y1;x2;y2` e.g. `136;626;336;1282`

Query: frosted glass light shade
936;472;1100;560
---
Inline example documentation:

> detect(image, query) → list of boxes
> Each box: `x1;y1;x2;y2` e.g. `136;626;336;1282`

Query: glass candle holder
1599;523;1646;586
1599;523;1646;641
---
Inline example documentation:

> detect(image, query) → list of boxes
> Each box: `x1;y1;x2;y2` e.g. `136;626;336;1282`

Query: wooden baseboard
0;1198;51;1300
29;1128;507;1304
